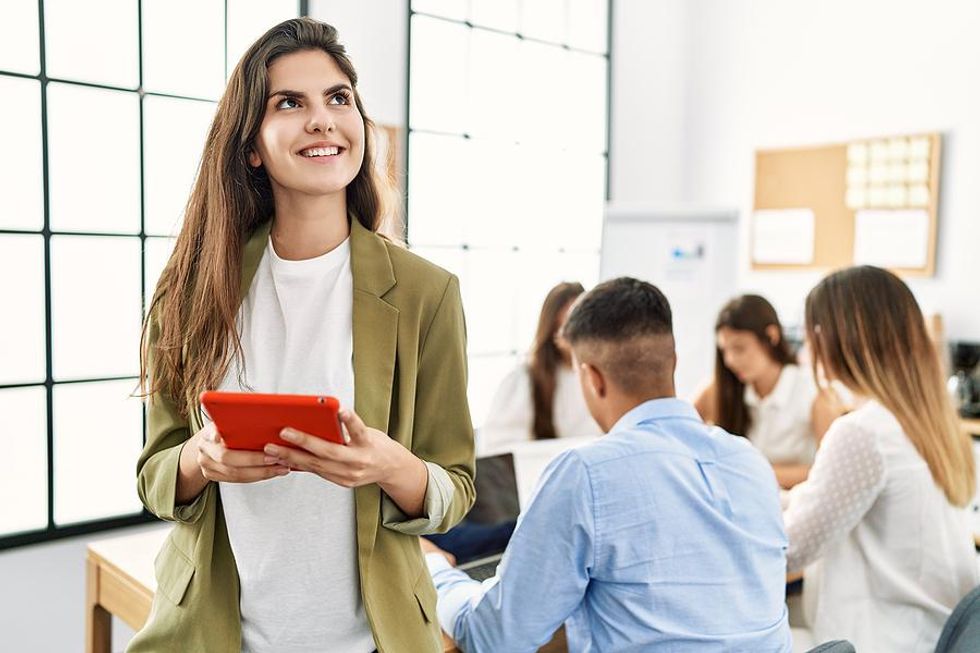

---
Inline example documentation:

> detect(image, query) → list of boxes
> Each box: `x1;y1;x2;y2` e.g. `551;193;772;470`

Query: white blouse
745;363;817;465
783;400;979;653
478;363;601;455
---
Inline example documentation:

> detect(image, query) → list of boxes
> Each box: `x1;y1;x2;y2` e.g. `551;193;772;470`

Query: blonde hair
806;266;975;506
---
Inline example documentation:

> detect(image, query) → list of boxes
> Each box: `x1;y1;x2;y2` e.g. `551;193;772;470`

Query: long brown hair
713;294;795;436
140;18;397;414
529;282;585;439
806;266;975;506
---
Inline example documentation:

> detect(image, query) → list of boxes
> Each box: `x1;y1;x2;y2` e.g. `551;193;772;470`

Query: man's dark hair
563;277;675;395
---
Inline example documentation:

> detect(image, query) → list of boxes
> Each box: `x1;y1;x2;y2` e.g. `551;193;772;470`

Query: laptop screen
425;453;520;566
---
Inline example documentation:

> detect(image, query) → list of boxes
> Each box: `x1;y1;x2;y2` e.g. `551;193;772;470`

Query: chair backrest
935;584;980;653
806;641;855;653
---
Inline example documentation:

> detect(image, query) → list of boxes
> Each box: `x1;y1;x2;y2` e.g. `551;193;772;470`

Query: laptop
426;452;521;581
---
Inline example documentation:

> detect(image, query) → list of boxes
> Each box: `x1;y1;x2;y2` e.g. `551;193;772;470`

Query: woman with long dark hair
694;294;837;488
130;18;474;653
480;281;600;453
783;266;977;652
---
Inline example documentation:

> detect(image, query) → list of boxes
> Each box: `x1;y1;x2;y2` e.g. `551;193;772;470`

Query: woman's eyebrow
268;83;353;99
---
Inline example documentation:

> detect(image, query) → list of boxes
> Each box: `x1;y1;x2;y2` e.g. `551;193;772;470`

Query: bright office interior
2;1;980;652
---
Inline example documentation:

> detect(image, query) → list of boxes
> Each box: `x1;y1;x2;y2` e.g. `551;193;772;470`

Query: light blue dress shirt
426;398;792;653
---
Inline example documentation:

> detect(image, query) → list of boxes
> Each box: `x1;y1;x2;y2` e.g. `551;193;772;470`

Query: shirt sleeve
381;461;454;534
783;418;886;573
426;450;595;653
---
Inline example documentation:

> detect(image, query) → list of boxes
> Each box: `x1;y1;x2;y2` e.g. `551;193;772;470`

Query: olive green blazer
127;217;476;653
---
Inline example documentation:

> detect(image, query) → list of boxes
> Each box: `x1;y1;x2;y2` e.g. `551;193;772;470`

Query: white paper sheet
752;208;815;264
853;209;929;268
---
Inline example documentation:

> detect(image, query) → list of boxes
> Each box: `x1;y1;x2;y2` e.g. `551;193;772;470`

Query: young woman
694;294;837;488
130;19;475;653
783;266;978;652
479;282;601;454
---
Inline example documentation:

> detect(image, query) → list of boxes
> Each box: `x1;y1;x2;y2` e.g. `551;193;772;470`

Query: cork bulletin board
751;132;941;276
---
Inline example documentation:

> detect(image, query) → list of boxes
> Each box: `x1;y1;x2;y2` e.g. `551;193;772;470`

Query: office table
85;527;566;653
84;527;460;653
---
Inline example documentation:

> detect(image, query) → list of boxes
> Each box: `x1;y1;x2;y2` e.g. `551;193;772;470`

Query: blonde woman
783;266;977;652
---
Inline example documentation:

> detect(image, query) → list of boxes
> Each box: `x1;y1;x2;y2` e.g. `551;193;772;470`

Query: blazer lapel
349;217;398;564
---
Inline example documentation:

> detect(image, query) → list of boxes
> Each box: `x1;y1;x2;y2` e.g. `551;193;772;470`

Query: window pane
44;0;138;87
227;0;298;77
469;353;518;432
462;139;521;248
407;132;467;247
0;2;40;75
0;235;46;385
411;0;467;21
47;84;141;234
143;0;224;100
144;236;176;310
0;386;47;536
521;0;567;44
51;236;142;380
409;16;468;134
467;30;520;140
462;248;518;354
0;76;43;231
143;96;216;236
53;380;143;525
565;50;608;154
568;0;608;53
470;0;519;32
519;40;566;146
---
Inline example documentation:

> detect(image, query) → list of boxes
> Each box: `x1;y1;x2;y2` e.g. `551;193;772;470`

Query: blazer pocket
153;539;196;606
413;567;438;624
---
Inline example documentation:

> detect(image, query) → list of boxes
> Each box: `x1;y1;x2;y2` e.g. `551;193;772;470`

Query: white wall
612;0;980;338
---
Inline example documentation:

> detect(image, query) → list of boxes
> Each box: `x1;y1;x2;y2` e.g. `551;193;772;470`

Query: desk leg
86;555;112;653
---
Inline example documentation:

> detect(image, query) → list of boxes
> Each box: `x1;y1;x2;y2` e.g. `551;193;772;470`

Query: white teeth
301;146;340;157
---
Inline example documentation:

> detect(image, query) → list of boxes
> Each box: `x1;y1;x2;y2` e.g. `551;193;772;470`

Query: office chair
935;584;980;653
806;641;855;653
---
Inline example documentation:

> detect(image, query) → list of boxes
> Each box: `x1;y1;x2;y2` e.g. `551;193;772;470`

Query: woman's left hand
264;408;429;516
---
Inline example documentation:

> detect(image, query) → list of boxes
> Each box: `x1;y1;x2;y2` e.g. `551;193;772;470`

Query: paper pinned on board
751;208;815;264
853;209;929;268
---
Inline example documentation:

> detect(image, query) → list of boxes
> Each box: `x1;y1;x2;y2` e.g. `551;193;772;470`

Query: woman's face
716;326;779;383
249;49;365;201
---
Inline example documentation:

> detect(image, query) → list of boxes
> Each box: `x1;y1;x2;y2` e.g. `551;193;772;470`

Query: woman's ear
248;150;262;168
765;324;781;347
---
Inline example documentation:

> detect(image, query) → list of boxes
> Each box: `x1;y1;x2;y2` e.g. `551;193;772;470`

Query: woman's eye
329;92;351;106
276;97;299;110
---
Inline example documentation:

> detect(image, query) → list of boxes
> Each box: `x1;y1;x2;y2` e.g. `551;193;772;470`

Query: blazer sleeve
385;274;476;535
136;311;213;524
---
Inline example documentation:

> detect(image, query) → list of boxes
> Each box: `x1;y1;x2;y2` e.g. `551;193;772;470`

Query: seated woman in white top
479;282;601;454
783;265;978;653
694;294;838;488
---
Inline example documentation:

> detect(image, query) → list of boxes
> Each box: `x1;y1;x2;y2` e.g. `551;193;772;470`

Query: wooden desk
85;527;460;653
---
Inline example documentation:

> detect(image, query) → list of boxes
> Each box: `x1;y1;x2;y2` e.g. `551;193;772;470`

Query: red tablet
199;391;345;451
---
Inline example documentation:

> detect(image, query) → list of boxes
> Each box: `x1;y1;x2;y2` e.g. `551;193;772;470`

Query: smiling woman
131;18;475;653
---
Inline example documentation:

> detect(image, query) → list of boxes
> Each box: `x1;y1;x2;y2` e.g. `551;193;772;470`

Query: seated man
423;277;792;652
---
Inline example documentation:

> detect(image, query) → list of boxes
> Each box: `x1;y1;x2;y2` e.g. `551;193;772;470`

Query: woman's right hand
195;422;291;483
176;423;289;504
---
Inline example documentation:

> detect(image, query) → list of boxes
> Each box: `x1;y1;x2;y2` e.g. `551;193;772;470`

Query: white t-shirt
216;236;375;653
744;364;817;465
478;363;601;455
783;400;979;652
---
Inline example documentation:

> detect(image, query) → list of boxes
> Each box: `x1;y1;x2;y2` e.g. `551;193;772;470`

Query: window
407;1;610;427
0;0;300;550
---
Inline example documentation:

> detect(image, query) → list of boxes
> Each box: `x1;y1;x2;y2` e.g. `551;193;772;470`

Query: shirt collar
744;364;798;409
610;397;703;434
